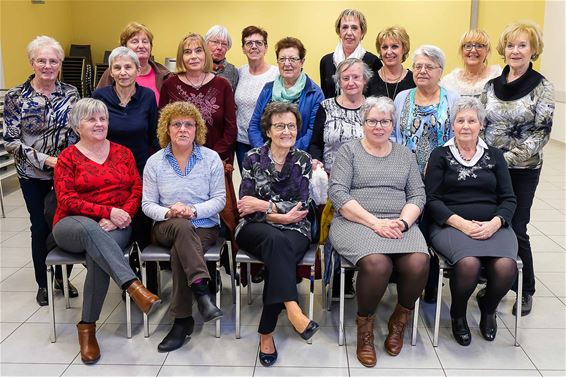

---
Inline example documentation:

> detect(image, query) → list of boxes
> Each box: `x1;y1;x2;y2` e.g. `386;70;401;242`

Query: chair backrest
70;44;93;66
61;56;86;97
93;64;108;88
102;50;112;65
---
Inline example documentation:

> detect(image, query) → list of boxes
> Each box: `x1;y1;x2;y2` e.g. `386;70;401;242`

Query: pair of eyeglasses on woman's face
244;40;265;48
463;43;486;51
364;119;393;128
277;56;301;64
271;122;297;132
170;121;196;130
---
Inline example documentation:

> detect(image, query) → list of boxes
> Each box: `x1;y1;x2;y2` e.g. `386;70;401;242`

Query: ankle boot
126;280;161;314
158;316;195;352
384;304;413;356
356;314;376;367
77;323;100;364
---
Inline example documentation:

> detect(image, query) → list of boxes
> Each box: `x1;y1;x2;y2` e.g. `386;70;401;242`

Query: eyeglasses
271;122;297;132
463;43;486;51
365;119;393;128
170;121;196;130
34;58;61;67
208;39;229;48
244;40;265;48
413;64;440;72
277;56;302;64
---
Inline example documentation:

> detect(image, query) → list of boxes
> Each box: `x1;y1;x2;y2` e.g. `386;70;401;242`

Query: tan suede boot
77;323;100;364
384;303;413;356
356;314;376;367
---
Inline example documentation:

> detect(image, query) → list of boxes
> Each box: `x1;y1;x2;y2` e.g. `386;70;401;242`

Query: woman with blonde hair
441;29;501;97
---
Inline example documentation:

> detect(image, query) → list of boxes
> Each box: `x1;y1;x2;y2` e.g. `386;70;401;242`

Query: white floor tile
62;364;161;376
530;235;566;253
350;368;445;376
519;328;566;370
158;365;254;376
0;231;20;243
255;366;349;376
531;222;566;236
0;363;68;376
0;291;40;322
0;267;19;282
548;235;566;249
0;267;42;292
444;369;541;376
498;296;566;330
534;252;565;273
1;231;31;248
540;370;566;376
0;247;32;268
0;322;21;342
0;217;30;233
537;272;566;297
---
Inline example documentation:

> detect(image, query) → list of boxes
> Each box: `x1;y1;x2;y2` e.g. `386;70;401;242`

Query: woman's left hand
99;218;117;232
469;218;501;240
237;196;268;217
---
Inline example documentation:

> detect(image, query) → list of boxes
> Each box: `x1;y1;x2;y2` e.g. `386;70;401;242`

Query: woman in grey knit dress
329;96;429;367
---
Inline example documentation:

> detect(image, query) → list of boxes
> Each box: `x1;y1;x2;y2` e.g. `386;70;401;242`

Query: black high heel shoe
451;317;471;346
477;294;497;341
259;337;277;367
296;320;320;341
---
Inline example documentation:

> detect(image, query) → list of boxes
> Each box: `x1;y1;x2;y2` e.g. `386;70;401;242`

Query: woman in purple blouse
235;102;319;367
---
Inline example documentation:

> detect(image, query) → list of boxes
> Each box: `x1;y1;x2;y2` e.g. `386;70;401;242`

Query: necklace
455;141;475;161
269;150;286;165
380;68;404;99
186;72;207;90
114;86;136;107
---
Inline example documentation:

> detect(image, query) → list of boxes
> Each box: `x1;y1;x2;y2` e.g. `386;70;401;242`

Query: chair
234;243;322;344
138;238;233;338
93;64;108;88
45;244;136;343
61;56;86;97
431;248;523;347
327;253;420;346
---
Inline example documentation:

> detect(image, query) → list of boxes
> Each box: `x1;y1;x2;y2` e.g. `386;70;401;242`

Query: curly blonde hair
496;20;544;61
157;102;207;148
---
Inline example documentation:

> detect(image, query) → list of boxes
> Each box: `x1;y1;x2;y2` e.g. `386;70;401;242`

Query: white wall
540;0;566;144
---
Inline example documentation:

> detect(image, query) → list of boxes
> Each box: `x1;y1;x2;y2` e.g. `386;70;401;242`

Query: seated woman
425;97;517;346
142;101;225;353
52;98;160;364
236;102;320;367
329;96;429;367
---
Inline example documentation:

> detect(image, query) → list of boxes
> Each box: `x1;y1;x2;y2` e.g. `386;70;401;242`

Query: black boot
191;280;223;322
157;317;195;352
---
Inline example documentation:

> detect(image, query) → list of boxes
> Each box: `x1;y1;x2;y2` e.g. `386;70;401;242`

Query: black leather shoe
157;317;195;352
54;278;79;298
477;294;497;341
196;294;223;322
296;320;320;341
36;287;48;306
451;317;471;346
259;337;277;367
512;294;533;316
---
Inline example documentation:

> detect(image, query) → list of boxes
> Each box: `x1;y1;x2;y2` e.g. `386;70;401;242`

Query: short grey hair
204;25;232;49
26;36;64;62
68;98;109;133
332;58;373;88
360;96;396;124
413;44;445;70
108;46;140;69
451;97;486;126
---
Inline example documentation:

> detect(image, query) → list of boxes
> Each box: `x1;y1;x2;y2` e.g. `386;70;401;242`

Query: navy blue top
92;83;159;174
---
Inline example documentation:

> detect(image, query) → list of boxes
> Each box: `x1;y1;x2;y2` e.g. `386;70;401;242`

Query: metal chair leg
515;266;523;347
319;245;326;311
326;249;335;311
47;265;56;343
411;298;419;346
235;261;241;339
226;242;236;305
338;266;345;346
62;264;70;309
126;292;132;339
215;261;221;338
307;264;315;345
433;266;443;347
247;263;252;305
141;260;149;338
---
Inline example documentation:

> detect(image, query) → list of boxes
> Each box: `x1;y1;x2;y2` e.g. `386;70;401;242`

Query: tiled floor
0;141;564;377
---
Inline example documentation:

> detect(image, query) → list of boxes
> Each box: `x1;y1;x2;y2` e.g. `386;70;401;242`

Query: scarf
490;62;543;101
272;71;307;103
332;42;366;67
213;59;225;74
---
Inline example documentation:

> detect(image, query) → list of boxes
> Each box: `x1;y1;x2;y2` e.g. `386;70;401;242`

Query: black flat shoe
296;320;320;341
157;317;195;353
451;317;471;346
196;294;223;322
36;287;48;306
54;278;79;298
259;337;277;367
477;294;497;341
512;294;533;316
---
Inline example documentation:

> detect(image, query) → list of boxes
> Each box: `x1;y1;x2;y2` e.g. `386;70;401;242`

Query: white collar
445;137;488;166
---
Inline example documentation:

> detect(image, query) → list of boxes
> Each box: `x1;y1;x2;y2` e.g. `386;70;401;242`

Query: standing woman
234;25;279;170
97;22;171;104
319;9;381;99
367;26;415;100
160;33;237;164
393;45;459;175
205;25;239;90
441;29;501;98
482;21;554;316
4;36;79;306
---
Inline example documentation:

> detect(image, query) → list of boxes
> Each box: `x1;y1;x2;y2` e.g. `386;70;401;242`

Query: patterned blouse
236;142;312;239
4;75;79;180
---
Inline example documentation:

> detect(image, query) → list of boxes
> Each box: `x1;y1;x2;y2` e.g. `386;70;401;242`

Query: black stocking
481;257;517;314
355;254;392;316
393;253;430;309
450;257;482;318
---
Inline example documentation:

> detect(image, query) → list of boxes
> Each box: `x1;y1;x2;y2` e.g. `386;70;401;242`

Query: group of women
3;7;554;368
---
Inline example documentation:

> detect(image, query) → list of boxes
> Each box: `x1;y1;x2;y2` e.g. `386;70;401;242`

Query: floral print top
236;142;312;239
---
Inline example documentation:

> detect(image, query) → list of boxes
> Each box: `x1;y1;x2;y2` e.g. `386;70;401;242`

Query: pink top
137;67;159;104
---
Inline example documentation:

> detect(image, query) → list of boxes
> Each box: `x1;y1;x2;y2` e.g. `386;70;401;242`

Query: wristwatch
189;205;197;218
266;200;273;214
399;218;409;233
496;215;506;227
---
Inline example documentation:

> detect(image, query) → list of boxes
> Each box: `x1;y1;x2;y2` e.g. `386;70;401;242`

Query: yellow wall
1;0;73;88
1;0;547;88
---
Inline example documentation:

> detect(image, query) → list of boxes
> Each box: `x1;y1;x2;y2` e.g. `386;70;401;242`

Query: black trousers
236;223;309;334
509;168;541;295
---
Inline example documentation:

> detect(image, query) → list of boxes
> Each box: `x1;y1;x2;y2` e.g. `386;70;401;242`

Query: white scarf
332;42;366;67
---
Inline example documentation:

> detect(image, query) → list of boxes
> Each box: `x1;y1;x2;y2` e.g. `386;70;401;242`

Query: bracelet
266;200;273;214
496;215;506;227
399;219;409;232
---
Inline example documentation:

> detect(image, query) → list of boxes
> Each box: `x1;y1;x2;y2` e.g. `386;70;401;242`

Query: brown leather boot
126;280;161;314
356;314;376;367
384;303;413;356
77;323;100;364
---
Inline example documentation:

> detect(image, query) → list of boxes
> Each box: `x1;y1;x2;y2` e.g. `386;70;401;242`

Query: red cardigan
53;142;142;225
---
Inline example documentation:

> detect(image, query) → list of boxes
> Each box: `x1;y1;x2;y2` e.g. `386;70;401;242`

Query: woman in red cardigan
53;98;161;364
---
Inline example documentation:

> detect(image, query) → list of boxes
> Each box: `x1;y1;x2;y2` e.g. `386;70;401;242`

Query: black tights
356;253;430;316
450;257;517;318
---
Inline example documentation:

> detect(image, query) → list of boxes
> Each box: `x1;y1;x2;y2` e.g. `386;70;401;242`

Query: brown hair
119;22;154;47
260;102;302;140
275;37;306;60
241;25;268;46
175;33;213;73
157;102;207;147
